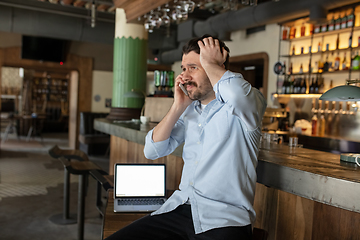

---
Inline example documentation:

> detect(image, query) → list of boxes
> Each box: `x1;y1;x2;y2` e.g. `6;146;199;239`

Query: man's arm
152;73;192;142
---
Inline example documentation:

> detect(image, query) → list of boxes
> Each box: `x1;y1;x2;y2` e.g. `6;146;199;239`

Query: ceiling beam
113;0;170;22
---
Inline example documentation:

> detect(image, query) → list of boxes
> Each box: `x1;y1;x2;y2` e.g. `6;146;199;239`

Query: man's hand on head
198;37;228;69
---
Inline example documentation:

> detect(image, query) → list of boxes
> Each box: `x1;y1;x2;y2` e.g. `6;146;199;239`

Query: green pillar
108;8;148;120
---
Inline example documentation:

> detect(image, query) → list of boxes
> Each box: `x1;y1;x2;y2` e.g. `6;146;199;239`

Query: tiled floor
0;132;110;240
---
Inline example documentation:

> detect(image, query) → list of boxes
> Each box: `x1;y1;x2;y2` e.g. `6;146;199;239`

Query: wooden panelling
253;183;360;240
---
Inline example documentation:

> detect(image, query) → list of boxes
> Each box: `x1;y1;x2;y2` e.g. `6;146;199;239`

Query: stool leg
49;167;77;225
63;168;71;219
78;173;87;240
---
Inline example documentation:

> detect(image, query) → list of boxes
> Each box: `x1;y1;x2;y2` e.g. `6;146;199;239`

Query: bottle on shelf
299;63;303;74
300;78;307;94
318;58;324;73
314;76;319;94
317;42;321;52
329;80;333;89
289;26;296;39
314;24;321;34
282;26;289;40
347;9;354;28
293;78;299;94
309;77;315;93
328;14;335;31
352;51;360;70
310;24;314;35
288;62;293;75
335;12;341;30
334;52;340;71
336;34;340;50
323;55;329;72
341;12;348;29
289;76;294;94
282;75;288;94
349;32;353;48
300;23;306;37
292;45;295;55
318;77;325;94
342;52;348;70
283;61;287;75
321;21;328;32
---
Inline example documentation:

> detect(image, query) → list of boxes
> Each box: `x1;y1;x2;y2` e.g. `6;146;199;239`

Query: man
106;35;267;240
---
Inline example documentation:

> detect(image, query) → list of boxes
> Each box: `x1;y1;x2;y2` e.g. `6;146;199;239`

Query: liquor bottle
282;76;288;94
349;32;353;48
299;63;303;74
318;58;324;73
352;51;360;70
323;56;329;72
288;62;293;75
314;24;321;33
336;35;340;50
289;26;296;39
342;53;348;70
283;61;287;75
314;61;318;73
347;9;354;28
282;26;288;40
334;52;340;71
328;14;335;31
293;78;299;94
309;77;315;93
317;42;321;52
321;21;328;32
289;76;294;94
329;80;333;89
314;76;319;94
300;78;307;94
292;45;295;55
341;12;347;29
300;23;306;37
310;24;314;35
335;13;341;30
318;78;324;94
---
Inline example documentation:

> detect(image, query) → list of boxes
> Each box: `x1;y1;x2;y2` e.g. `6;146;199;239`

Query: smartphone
179;83;188;96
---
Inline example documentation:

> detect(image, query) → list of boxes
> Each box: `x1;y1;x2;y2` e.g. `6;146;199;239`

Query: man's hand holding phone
174;74;192;110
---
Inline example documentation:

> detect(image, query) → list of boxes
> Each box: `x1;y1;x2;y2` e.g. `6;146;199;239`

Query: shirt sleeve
213;70;267;131
143;117;186;160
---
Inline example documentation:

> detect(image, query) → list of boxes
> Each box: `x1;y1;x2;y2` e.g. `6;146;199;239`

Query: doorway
228;52;269;99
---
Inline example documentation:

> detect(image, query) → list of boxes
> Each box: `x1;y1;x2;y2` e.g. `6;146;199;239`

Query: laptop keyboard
118;198;165;206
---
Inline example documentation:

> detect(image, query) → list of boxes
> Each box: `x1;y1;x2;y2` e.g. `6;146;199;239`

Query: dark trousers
105;205;252;240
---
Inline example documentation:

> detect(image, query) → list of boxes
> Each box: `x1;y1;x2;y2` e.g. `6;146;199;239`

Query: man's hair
182;34;230;69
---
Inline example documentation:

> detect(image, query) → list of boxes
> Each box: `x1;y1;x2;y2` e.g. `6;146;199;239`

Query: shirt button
198;123;202;127
195;161;198;164
190;181;194;186
197;141;201;145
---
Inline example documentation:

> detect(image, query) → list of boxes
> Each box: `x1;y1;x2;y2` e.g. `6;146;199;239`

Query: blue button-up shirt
144;70;267;234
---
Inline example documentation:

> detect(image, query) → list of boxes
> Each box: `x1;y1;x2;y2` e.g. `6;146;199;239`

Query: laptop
113;163;167;213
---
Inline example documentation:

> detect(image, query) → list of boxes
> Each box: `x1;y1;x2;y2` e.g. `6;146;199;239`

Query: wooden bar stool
48;145;101;240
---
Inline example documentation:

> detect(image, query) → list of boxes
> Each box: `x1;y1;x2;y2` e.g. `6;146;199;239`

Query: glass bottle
334;52;340;71
300;23;306;37
292;45;295;55
299;63;303;74
347;9;354;28
342;53;348;70
351;51;360;70
300;78;307;94
341;12;347;29
282;26;288;40
335;12;341;30
282;76;288;94
309;78;315;93
314;76;319;94
290;26;296;39
328;14;335;31
336;34;340;50
349;32;353;48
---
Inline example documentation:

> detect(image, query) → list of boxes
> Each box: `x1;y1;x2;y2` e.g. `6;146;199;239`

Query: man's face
180;51;215;104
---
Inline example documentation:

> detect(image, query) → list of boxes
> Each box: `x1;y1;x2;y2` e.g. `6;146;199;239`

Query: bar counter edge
94;118;360;214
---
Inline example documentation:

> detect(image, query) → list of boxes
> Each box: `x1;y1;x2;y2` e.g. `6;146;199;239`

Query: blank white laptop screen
115;164;166;198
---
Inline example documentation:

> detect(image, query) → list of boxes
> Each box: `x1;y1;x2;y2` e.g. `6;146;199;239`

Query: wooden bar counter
95;118;360;240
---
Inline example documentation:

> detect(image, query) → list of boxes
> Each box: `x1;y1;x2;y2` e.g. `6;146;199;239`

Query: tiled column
107;8;148;120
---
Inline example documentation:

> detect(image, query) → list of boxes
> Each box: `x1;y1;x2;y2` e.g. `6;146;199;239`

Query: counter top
95;118;360;213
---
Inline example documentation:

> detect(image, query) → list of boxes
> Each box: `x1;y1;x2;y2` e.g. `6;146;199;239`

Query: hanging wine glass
152;8;162;29
187;1;195;13
241;0;249;5
144;14;154;33
162;6;171;27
